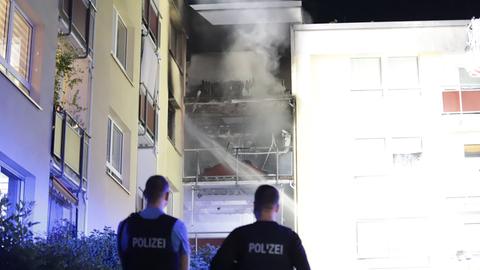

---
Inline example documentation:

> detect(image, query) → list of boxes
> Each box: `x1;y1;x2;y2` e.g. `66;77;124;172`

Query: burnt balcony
51;105;89;190
138;85;157;148
59;0;96;56
183;147;293;184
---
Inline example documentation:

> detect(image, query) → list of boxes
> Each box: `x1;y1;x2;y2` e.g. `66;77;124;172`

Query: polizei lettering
248;243;284;255
131;237;167;249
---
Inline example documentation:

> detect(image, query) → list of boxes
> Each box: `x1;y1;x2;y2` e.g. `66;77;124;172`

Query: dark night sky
303;0;480;23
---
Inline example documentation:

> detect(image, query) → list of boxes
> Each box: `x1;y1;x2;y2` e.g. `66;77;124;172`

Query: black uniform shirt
210;221;311;270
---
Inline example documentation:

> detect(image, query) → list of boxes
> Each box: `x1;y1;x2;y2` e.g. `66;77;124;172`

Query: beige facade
86;0;141;231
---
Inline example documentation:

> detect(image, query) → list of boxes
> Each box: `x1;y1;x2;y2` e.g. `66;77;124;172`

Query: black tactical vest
122;213;179;270
236;221;294;270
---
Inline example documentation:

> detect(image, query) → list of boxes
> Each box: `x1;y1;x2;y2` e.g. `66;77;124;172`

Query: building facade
293;20;480;270
0;0;59;234
135;0;187;219
1;0;187;235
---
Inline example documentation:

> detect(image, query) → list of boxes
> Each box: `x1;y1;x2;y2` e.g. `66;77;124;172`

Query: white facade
293;21;480;270
0;0;59;234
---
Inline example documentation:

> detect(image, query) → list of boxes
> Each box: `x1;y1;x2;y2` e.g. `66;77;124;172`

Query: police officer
210;185;310;270
118;175;190;270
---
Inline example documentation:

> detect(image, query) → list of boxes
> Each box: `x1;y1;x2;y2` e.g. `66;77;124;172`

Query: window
168;100;176;143
354;138;387;177
107;117;123;181
142;0;159;44
169;22;185;71
112;8;127;70
357;219;429;259
0;167;23;216
0;0;33;88
465;144;480;158
48;178;77;234
391;137;422;168
442;68;480;114
351;58;382;90
386;57;419;88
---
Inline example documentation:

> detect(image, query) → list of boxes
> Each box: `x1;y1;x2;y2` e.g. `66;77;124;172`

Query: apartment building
136;0;187;218
292;20;480;270
0;0;59;234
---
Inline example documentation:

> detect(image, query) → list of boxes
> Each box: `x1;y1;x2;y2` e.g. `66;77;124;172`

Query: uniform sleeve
289;231;311;270
171;220;191;256
210;230;239;270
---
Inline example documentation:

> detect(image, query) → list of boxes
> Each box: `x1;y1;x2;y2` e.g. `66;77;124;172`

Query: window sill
106;167;130;195
0;65;42;110
110;52;134;87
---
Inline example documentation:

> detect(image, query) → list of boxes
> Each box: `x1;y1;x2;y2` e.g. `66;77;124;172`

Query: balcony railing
59;0;96;56
51;106;89;189
138;84;157;148
183;147;293;184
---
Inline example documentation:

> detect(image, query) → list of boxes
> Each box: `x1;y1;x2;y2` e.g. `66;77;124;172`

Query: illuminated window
465;144;480;158
354;138;387;177
386;57;419;88
443;69;480;113
112;8;127;70
0;0;33;88
351;58;382;90
107;117;123;181
0;167;24;217
357;219;429;259
392;137;422;167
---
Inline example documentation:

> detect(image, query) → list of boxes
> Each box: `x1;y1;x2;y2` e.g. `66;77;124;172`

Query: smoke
225;21;290;97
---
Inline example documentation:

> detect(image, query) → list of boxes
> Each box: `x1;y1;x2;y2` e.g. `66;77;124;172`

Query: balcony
138;85;157;148
59;0;96;56
51;106;89;190
142;0;159;45
183;147;293;184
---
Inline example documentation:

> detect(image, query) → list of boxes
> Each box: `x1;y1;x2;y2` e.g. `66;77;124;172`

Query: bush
0;197;218;269
190;244;219;270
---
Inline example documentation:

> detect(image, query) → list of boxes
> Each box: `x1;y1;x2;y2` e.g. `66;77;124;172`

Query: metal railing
51;105;89;189
183;147;293;184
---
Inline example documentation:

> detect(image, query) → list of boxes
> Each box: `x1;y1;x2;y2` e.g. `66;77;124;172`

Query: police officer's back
118;175;190;270
210;185;310;270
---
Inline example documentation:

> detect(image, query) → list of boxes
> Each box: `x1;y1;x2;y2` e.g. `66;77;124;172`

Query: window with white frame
107;117;123;181
0;0;33;89
112;8;127;70
386;57;419;89
0;166;24;217
354;138;387;177
357;218;429;259
391;137;423;168
351;58;382;90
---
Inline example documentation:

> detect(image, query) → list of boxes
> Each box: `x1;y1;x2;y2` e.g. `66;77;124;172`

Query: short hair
254;185;280;214
143;175;169;202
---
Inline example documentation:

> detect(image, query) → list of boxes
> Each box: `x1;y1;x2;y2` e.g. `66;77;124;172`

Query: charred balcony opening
184;0;302;245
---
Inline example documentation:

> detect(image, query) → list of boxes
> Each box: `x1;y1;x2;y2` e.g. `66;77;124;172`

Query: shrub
190;244;219;270
0;197;219;269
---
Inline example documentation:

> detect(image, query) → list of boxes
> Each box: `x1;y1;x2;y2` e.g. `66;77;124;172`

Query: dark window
146;96;156;137
168;102;176;143
72;0;88;41
139;90;146;124
142;0;159;45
